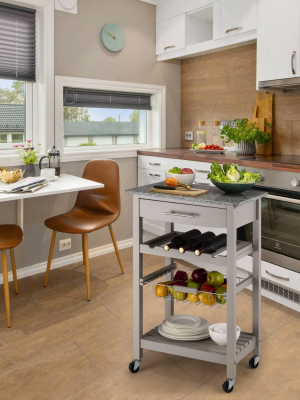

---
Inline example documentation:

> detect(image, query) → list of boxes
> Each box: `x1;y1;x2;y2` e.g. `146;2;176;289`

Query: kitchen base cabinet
126;184;265;392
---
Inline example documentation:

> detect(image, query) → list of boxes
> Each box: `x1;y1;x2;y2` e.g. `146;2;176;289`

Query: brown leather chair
44;160;124;300
0;225;22;328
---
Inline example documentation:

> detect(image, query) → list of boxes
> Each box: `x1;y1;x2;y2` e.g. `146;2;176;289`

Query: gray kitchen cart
126;183;267;393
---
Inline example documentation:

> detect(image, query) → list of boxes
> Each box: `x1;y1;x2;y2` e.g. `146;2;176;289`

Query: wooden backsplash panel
181;43;300;155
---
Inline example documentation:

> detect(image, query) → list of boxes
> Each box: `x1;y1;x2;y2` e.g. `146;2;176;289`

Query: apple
192;268;207;284
187;282;200;289
174;270;188;281
200;283;215;293
180;168;194;174
169;280;186;287
215;287;227;304
206;271;224;287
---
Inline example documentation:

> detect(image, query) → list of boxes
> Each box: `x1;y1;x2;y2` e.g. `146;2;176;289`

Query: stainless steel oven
237;167;300;274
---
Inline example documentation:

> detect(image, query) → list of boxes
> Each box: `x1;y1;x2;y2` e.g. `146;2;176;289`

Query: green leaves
207;162;261;184
220;118;271;145
168;167;181;174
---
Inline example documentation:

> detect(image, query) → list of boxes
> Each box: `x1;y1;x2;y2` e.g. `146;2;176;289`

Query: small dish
165;172;195;186
209;323;241;346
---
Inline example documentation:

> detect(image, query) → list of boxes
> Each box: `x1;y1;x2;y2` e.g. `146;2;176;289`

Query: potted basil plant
220;118;271;155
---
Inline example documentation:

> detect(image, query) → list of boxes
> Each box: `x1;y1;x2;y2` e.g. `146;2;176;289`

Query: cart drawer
140;199;227;228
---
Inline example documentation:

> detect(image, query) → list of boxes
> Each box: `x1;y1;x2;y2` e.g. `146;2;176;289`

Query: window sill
60;147;157;163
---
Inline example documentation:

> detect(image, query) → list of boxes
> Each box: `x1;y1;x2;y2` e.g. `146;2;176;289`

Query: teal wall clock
101;23;126;52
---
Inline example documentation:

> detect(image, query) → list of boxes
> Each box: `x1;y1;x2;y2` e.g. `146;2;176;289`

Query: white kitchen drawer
140;199;227;229
138;155;174;172
237;256;300;294
139;168;165;183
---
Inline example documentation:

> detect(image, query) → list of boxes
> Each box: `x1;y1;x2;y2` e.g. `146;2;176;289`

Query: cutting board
255;92;273;155
150;187;209;197
248;106;266;142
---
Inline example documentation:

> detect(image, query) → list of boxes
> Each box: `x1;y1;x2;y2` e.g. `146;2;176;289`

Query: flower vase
23;164;35;178
235;141;256;156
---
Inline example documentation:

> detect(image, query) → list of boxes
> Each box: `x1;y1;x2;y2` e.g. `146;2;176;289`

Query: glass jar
212;121;222;147
196;121;206;145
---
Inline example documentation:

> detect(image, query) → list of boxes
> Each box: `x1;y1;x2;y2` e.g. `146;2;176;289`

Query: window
0;3;36;150
55;76;166;159
62;88;150;148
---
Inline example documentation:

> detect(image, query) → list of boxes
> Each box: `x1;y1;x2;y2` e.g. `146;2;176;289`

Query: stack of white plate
158;314;210;341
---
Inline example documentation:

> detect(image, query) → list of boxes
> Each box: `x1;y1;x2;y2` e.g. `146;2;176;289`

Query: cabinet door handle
266;270;290;281
164;211;195;218
149;163;161;166
149;173;161;177
195;169;210;173
291;51;296;75
164;45;175;50
225;27;242;34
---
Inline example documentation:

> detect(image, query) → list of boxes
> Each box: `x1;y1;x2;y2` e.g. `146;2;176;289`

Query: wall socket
185;131;194;141
59;238;71;251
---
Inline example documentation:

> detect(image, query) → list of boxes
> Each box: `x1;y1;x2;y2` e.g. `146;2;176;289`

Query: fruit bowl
209;323;241;346
210;180;256;194
165;172;195;186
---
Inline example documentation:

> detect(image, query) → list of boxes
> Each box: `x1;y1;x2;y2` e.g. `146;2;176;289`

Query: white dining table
0;174;104;229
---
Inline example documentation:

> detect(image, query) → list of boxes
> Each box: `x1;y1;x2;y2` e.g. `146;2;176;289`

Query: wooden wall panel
181;43;300;155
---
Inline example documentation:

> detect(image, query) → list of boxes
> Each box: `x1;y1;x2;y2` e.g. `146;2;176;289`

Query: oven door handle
266;194;300;205
266;270;290;281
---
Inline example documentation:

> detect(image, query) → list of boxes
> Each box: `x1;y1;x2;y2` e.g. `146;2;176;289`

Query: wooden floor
0;247;299;399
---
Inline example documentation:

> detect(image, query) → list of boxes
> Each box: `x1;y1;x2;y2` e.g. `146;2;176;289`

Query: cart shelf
142;326;256;365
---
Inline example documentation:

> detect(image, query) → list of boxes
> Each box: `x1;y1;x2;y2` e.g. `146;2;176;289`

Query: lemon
199;143;206;149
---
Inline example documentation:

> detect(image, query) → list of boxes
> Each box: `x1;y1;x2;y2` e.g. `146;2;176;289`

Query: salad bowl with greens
207;162;261;194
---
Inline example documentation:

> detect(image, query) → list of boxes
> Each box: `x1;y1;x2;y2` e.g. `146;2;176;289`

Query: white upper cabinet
156;15;186;55
257;0;300;82
216;0;256;39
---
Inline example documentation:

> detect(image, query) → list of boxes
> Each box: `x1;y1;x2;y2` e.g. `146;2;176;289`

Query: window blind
63;88;152;111
0;3;36;82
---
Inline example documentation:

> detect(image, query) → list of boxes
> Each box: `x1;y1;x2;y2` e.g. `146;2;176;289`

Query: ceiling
140;0;167;5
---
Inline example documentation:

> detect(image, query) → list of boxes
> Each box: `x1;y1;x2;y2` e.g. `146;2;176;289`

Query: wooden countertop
138;149;300;173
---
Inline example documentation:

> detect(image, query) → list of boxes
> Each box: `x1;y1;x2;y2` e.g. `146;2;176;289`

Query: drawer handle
195;169;210;173
149;173;161;177
195;182;210;186
225;27;242;34
291;51;296;75
164;45;175;50
164;211;195;218
266;270;290;281
149;163;161;166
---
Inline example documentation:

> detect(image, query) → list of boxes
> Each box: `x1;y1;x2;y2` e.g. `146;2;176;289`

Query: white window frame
55;76;167;162
0;0;54;166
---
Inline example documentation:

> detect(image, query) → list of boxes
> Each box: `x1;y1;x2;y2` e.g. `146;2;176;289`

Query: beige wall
1;0;181;274
181;43;300;155
55;0;181;148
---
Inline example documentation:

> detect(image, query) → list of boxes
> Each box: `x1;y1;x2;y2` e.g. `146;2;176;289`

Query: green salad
207;162;261;184
168;167;181;174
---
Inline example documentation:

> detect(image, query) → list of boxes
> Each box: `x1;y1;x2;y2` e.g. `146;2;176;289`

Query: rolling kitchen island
126;183;267;393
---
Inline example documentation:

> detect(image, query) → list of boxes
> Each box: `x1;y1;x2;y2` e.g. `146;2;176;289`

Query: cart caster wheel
222;379;235;393
129;360;141;373
249;355;260;369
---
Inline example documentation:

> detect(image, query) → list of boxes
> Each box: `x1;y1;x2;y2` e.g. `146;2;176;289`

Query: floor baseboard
0;238;133;285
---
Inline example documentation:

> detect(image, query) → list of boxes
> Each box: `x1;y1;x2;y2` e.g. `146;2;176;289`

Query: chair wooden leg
108;224;124;274
2;251;11;328
44;231;56;287
82;234;91;301
82;235;85;265
9;249;18;294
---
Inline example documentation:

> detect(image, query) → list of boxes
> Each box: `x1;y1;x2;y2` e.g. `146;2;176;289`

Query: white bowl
209;323;241;346
165;172;195;186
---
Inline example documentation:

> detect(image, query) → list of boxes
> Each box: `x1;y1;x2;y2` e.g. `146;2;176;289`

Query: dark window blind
63;88;152;111
0;3;36;82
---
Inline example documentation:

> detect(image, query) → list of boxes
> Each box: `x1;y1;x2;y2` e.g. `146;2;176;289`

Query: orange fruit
188;293;200;303
199;292;215;306
155;282;168;297
221;284;227;289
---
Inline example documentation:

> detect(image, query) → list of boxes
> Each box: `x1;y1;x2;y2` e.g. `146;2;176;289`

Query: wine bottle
194;233;227;256
178;232;216;254
163;229;201;251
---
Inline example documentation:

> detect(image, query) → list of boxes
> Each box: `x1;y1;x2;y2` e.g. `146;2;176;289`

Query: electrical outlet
185;131;194;141
59;238;71;251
